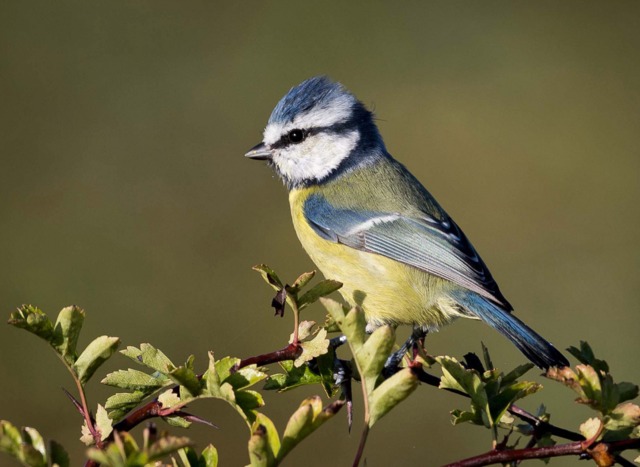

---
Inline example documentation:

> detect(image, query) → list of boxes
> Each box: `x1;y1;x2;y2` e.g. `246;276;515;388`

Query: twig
236;342;302;369
442;437;640;467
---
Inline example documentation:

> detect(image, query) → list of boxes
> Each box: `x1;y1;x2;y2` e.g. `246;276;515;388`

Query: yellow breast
288;187;457;328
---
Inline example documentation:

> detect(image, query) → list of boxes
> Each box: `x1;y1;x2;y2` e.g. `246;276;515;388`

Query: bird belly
289;189;463;329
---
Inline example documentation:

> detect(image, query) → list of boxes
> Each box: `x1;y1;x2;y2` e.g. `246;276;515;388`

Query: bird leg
383;326;429;378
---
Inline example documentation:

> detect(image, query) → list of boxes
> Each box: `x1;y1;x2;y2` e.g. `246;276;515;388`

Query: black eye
287;129;305;144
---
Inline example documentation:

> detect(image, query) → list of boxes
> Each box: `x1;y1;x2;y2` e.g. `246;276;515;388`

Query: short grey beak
245;142;273;160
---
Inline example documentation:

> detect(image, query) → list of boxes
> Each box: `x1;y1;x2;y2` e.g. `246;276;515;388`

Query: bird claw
383;327;428;378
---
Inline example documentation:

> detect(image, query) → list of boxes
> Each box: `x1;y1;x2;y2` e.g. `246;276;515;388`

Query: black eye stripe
271;121;355;149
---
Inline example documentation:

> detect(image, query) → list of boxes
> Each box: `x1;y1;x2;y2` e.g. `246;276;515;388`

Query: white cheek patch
274;130;359;183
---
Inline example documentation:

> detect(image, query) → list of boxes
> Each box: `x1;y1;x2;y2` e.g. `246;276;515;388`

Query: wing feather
304;193;512;310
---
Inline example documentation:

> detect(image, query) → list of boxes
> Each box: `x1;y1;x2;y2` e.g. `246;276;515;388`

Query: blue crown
268;76;356;125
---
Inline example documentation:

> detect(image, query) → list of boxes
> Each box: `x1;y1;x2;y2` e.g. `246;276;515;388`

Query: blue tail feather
453;291;569;369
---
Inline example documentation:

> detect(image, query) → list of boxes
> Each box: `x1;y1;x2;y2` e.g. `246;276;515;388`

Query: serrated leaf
568;341;609;373
451;409;481;425
224;366;268;391
298;280;342;309
120;343;175;373
580;417;602;440
73;336;120;384
438;356;491;426
102;368;170;390
368;367;419;427
52;306;85;364
7;305;54;341
289;320;317;343
262;361;324;392
252;264;284;290
248;413;280;467
169;366;201;397
96;404;113;442
214;356;240;384
105;391;148;410
80;422;93;446
278;396;342;461
158;389;181;409
294;329;329;367
604;402;640;440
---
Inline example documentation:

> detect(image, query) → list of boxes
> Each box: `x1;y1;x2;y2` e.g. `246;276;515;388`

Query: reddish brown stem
443;438;640;467
236;342;302;369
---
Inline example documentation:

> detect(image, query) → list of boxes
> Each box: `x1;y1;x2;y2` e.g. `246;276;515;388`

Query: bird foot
383;327;429;378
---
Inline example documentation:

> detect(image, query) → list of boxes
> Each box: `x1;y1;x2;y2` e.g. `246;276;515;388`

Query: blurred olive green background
1;2;639;466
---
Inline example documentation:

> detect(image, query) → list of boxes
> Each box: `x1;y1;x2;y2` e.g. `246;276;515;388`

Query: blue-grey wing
304;193;512;310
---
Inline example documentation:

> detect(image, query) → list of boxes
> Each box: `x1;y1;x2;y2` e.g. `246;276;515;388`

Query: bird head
245;76;385;189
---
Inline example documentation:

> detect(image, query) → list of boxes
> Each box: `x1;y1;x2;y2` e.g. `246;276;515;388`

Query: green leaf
333;306;366;350
579;417;602;440
224;365;268;391
23;427;45;458
120;343;175;373
618;382;639;404
214;356;240;384
80;422;94;446
263;360;325;392
294;328;330;367
73;336;120;384
481;342;493;371
163;416;192;428
438;356;491;427
287;271;316;295
7;305;54;341
158;389;182;409
199;444;218;467
104;391;149;420
501;363;535;385
235;390;265;423
368;367;419;427
95;404;113;442
278;396;343;461
568;341;609;373
49;440;70;467
169;366;201;397
603;402;640;441
102;368;170;391
356;325;394;392
104;391;148;410
451;409;482;425
248;413;280;467
0;421;48;467
147;435;193;461
289;320;316;343
490;381;542;423
252;264;284;290
52;306;85;365
298;280;342;309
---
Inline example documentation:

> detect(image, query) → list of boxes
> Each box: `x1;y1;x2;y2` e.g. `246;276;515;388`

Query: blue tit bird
245;76;568;369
